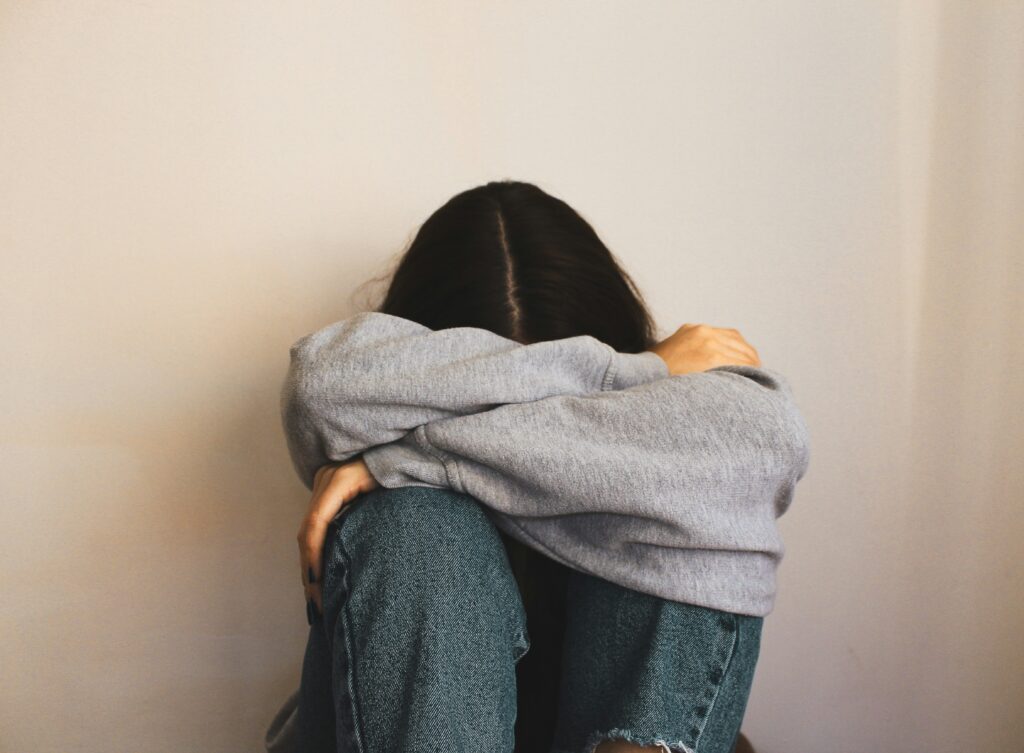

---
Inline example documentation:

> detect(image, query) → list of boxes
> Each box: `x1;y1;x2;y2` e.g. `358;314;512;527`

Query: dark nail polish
308;565;316;584
306;599;314;626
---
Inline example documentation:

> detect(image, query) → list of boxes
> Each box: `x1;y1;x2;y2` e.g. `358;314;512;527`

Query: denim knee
317;486;527;752
337;486;504;575
324;486;527;638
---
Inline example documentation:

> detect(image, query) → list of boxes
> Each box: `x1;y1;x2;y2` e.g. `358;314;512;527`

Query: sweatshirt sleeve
279;311;669;490
360;364;811;607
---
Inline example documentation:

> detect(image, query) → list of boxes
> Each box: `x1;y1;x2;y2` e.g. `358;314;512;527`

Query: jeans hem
550;727;696;753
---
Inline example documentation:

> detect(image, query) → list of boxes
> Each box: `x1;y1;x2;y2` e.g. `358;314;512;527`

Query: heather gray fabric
279;311;811;618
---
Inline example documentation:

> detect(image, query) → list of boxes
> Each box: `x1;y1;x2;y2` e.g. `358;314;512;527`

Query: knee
324;486;528;659
336;486;508;588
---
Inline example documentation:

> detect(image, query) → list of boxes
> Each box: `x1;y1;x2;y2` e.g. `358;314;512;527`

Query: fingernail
308;565;316;584
306;599;314;626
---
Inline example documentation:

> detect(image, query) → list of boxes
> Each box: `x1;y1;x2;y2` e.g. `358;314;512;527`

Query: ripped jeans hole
583;728;696;753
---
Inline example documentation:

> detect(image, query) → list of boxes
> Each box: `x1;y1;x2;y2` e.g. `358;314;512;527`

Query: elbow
792;419;811;482
280;359;317;432
282;341;349;415
760;415;809;519
781;395;811;482
745;367;810;481
750;390;812;488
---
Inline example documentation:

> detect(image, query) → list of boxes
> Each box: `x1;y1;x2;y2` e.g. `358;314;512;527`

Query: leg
498;530;572;753
295;613;338;752
551;569;763;753
297;485;530;753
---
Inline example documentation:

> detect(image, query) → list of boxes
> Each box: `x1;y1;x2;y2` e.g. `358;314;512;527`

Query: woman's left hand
298;457;379;620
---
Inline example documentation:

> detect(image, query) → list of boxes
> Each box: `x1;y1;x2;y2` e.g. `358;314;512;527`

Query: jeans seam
335;531;369;753
690;614;739;752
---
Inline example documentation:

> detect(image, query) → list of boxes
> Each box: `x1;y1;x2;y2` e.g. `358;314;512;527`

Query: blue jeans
295;486;762;753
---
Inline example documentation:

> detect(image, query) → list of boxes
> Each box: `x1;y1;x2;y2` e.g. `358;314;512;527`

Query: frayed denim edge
565;727;697;753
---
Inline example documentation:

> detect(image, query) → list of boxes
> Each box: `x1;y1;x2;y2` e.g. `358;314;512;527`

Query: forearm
360;364;811;611
280;311;668;489
362;364;810;522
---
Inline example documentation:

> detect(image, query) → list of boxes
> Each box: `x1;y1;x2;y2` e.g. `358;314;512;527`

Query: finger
299;518;328;616
306;563;323;617
715;328;758;359
716;331;760;365
299;562;318;623
298;542;319;619
312;464;332;497
720;343;761;366
300;560;322;618
308;583;322;618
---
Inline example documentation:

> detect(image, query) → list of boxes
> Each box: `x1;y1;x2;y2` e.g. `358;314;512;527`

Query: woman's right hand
298;458;379;622
648;323;762;376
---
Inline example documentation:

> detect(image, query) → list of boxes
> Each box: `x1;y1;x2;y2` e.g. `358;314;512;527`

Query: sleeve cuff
602;350;670;391
360;426;454;490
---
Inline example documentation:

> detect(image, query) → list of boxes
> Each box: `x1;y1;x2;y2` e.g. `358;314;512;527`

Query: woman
275;180;811;753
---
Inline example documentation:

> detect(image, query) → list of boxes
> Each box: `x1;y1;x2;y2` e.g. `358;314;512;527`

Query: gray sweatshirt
279;311;811;618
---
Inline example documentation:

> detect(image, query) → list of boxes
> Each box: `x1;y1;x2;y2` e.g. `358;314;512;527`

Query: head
372;179;658;352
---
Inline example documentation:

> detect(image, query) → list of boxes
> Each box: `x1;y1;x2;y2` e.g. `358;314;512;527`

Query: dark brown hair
368;179;658;751
373;179;657;352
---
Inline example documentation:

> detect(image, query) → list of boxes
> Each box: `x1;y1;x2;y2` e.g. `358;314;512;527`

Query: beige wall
2;2;1021;751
